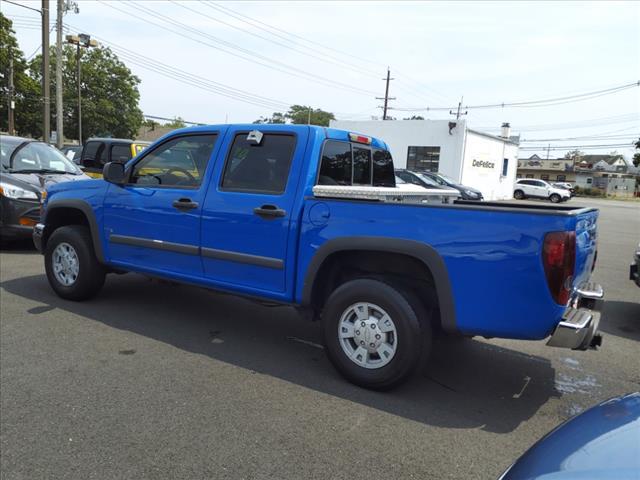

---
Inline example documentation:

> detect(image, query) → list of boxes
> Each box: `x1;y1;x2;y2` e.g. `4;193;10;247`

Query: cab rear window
318;140;395;187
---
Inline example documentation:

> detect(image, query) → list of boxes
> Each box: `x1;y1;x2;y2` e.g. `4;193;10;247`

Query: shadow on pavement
1;273;560;434
600;300;640;342
0;239;37;254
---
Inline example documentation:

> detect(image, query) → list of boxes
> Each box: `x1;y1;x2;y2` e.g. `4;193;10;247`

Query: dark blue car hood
501;392;640;479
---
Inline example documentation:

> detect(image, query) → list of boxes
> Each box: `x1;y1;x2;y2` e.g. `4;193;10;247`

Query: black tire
322;278;430;390
45;225;106;301
549;193;561;203
513;190;525;200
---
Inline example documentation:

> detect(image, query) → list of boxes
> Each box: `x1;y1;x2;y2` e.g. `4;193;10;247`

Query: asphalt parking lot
1;197;639;480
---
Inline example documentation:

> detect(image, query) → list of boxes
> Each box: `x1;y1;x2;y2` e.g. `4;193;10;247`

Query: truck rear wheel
45;226;106;301
322;278;429;390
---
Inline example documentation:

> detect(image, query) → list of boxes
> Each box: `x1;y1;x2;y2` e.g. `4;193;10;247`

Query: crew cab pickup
33;125;604;389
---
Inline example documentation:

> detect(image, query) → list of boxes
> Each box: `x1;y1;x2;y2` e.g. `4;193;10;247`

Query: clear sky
3;0;639;159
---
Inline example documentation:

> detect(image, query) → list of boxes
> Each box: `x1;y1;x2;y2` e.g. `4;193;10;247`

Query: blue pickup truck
33;125;604;389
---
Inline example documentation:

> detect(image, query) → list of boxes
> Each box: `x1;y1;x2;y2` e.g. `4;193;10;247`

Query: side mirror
103;162;126;184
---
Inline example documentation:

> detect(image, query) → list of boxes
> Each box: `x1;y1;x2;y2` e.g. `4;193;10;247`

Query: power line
521;134;639;142
476;113;640;132
98;0;378;97
205;1;385;70
172;0;382;80
143;114;205;126
388;81;639;111
63;21;294;111
519;143;635;151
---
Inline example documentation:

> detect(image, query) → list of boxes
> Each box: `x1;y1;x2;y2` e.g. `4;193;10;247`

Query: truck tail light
348;133;372;145
543;231;576;305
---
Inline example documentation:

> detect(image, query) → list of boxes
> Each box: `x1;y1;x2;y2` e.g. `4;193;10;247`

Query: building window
586;178;593;184
526;174;534;178
516;173;522;178
407;146;440;172
541;174;549;181
501;158;509;177
556;175;566;181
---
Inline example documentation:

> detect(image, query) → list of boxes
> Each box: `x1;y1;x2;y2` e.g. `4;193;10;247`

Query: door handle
172;198;198;210
254;204;286;218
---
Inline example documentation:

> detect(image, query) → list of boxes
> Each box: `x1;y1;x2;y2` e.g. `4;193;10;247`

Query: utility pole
42;0;50;142
376;68;395;120
55;0;63;148
8;56;15;135
546;143;551;160
449;96;467;120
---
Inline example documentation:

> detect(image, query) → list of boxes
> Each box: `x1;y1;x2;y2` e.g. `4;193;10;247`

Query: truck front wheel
323;278;429;390
45;225;106;301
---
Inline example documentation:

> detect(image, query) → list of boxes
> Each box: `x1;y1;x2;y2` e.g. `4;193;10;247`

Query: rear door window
372;149;395;187
318;141;352;185
352;146;372;185
221;134;296;194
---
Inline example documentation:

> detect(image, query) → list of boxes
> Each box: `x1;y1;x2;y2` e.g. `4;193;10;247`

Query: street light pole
76;42;81;144
55;0;63;148
66;33;97;144
42;0;50;142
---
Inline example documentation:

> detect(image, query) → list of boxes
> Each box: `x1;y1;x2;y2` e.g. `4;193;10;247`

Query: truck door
103;132;220;276
200;126;309;299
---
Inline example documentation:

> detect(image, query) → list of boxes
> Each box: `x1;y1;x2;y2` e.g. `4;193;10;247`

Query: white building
330;119;520;201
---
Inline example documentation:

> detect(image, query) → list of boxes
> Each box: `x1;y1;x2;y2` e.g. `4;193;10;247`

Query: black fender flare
43;199;105;263
301;237;457;333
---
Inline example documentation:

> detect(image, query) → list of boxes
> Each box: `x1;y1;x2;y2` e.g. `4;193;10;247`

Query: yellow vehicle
79;138;150;178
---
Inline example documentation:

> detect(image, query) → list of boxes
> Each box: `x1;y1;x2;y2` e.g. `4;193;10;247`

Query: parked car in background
0;135;89;242
79;138;150;177
395;169;447;189
60;144;83;164
513;179;571;203
418;171;484;201
630;243;640;288
499;392;640;479
552;182;575;197
34;125;603;389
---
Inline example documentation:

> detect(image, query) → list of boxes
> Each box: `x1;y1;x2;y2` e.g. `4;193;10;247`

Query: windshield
3;141;81;174
415;173;442;188
395;175;407;184
435;173;457;185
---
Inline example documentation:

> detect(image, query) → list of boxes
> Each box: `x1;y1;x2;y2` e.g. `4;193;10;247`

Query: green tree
0;13;42;137
286;105;334;126
633;138;640;167
253;112;286;124
252;106;335;126
163;116;186;129
403;115;424;120
29;44;144;142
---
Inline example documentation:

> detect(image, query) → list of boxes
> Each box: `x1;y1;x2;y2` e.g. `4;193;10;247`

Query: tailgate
573;209;599;288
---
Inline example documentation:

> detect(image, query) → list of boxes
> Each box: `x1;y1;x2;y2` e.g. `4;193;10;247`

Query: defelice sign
472;159;495;169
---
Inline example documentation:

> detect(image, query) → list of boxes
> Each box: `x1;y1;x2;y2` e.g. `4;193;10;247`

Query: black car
417;171;484;200
0;135;89;242
79;138;150;177
60;144;83;164
631;243;640;288
395;169;444;189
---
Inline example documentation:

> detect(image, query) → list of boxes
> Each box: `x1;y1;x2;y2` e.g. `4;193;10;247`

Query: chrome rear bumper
547;281;604;351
